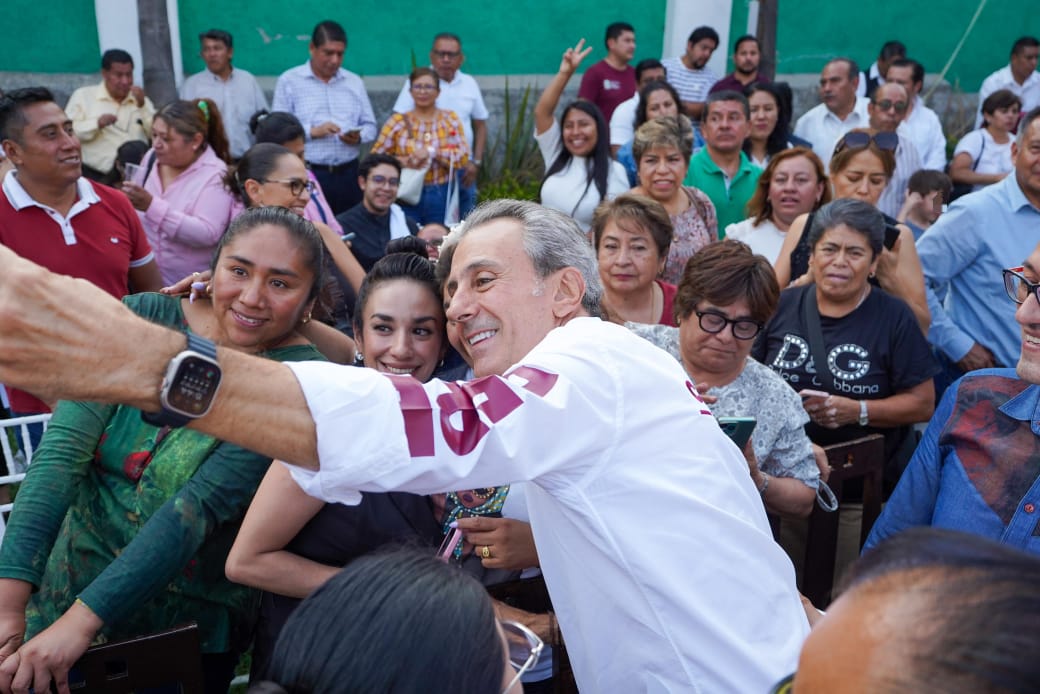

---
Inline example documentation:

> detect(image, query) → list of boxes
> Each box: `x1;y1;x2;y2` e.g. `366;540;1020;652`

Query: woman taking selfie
0;207;328;693
534;39;629;230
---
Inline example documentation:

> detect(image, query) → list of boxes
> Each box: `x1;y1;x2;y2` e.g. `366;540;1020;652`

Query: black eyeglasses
833;131;898;155
1003;266;1040;305
369;174;400;187
872;98;908;113
694;310;763;340
433;50;461;60
261;178;315;197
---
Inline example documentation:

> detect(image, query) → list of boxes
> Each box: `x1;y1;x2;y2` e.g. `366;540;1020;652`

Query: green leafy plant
478;79;544;202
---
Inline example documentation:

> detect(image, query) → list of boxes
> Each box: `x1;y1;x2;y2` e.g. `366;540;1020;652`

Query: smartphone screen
718;417;756;450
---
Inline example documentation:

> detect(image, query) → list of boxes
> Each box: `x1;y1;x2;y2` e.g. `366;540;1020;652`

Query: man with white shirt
273;20;377;215
856;40;905;99
976;36;1040;129
885;58;947;170
180;29;269;160
608;58;665;154
393;33;488;217
0;199;809;694
794;58;870;166
870;83;923;218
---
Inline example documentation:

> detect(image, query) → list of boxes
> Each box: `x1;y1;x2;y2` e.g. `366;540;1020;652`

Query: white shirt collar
2;171;99;212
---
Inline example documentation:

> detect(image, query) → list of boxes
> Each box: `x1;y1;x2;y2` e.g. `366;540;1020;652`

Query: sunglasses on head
833;131;898;155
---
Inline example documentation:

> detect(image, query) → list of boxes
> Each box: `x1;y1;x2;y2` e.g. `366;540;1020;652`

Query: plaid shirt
372;110;469;185
272;62;377;165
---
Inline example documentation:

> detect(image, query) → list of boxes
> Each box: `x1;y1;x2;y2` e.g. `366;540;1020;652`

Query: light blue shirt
917;174;1040;366
272;62;377;165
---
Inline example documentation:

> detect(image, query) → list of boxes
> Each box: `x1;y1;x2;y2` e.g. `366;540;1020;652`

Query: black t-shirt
752;284;938;490
335;204;419;272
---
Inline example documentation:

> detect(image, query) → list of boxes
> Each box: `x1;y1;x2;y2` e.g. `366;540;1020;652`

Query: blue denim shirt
866;369;1040;554
916;175;1040;366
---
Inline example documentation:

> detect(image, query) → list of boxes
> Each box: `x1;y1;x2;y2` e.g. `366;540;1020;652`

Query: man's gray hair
1018;106;1040;148
438;199;603;317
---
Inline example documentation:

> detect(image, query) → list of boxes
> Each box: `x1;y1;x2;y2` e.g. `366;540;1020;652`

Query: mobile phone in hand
718;416;756;449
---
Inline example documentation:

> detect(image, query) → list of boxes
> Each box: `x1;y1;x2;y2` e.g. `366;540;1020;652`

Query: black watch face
167;356;220;416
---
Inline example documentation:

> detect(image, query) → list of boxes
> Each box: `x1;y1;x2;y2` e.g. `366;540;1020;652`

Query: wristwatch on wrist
858;400;869;427
141;333;222;427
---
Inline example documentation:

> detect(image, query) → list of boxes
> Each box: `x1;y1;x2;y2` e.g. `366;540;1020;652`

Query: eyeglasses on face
411;83;438;92
501;620;544;694
1003;267;1040;305
261;178;314;197
833;130;899;155
433;50;461;60
368;174;401;187
873;98;908;113
694;310;764;340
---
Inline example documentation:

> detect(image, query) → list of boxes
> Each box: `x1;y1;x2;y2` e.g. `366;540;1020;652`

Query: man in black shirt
336;153;419;271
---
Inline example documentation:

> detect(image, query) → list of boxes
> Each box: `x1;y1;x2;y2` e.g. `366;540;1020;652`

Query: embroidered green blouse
0;293;324;653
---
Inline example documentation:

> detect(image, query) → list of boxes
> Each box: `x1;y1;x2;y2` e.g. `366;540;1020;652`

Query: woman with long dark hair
743;82;812;168
533;39;628;231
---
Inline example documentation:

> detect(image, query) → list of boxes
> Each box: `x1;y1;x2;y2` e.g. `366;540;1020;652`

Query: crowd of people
0;14;1039;694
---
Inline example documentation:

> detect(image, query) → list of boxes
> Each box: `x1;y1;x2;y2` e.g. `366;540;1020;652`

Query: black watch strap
141;333;219;428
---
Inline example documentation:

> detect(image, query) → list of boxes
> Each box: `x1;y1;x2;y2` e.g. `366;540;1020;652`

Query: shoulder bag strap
142;149;157;184
800;287;829;387
971;131;986;171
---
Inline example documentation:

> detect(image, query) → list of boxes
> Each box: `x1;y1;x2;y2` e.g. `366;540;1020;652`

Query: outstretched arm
534;39;593;136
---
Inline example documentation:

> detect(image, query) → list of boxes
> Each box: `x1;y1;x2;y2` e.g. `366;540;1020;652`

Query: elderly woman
629;240;820;517
615;80;685;186
0;207;327;693
724;147;830;264
593;193;676;326
630;116;718;284
372;68;470;225
773;128;930;332
534;39;629;230
753;199;937;496
122;98;235;285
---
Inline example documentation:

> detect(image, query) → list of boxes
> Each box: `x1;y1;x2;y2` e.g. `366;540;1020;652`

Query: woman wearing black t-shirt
753;199;937;493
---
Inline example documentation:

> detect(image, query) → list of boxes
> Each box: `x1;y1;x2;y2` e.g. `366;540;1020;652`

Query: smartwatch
141;333;222;427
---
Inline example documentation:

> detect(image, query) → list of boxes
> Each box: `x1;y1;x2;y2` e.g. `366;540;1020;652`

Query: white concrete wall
663;0;733;77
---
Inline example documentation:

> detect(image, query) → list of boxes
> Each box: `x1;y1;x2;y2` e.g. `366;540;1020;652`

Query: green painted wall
0;4;100;73
176;1;666;77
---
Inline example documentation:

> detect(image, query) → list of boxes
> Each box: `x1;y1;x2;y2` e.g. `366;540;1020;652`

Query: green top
683;149;762;235
0;293;324;653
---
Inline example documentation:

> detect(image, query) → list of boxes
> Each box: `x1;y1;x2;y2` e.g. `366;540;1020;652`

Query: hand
311;122;341;139
803;393;853;430
130;86;145;108
120;182;152;212
339;129;361;145
456;516;539;571
693;382;718;405
0;610;25;669
956;342;996;373
811;443;831;484
462;161;479;187
0;602;101;694
159;270;212;303
96;114;118;129
406;148;431;169
559;38;593;75
800;593;825;627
